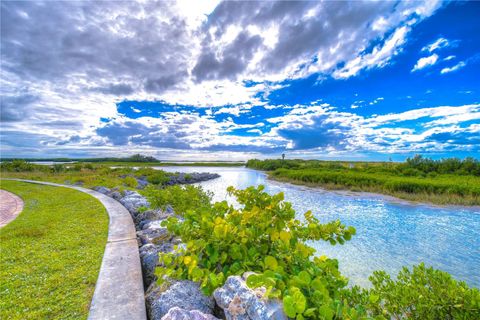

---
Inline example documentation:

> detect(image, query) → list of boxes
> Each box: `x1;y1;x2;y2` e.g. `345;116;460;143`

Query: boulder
136;177;149;189
137;227;172;245
119;190;150;214
135;209;172;225
146;280;215;320
109;190;123;200
213;275;287;320
94;186;111;194
161;307;219;320
139;243;174;287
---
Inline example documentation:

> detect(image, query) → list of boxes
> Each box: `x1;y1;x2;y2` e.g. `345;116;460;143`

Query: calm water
158;166;480;288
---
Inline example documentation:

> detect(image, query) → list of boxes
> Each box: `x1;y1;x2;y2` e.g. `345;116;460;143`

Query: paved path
2;179;147;320
0;189;24;228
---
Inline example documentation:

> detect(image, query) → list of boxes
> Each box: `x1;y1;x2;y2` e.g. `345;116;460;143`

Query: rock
119;190;150;214
213;276;287;320
110;191;123;200
136;177;149;189
141;220;165;230
161;307;219;320
146;280;215;320
165;172;220;185
135;209;172;225
94;186;111;194
137;227;172;245
139;243;174;287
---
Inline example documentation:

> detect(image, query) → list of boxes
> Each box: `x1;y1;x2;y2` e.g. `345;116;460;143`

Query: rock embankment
93;186;286;320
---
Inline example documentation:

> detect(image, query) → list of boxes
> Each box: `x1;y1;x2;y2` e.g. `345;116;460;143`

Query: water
157;166;480;288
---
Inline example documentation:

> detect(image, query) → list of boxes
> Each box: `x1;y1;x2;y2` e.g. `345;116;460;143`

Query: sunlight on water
158;166;480;288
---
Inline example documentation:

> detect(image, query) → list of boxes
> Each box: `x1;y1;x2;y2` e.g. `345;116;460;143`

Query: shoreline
261;171;480;210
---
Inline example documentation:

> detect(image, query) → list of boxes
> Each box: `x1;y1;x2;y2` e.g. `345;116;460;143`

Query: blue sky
1;1;479;160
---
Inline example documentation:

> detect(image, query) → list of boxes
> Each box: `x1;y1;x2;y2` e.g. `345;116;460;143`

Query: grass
0;180;108;319
268;168;480;205
246;159;480;206
94;161;245;167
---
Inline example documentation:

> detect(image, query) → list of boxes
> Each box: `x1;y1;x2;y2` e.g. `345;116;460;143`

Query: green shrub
123;176;138;188
51;164;65;173
144;184;212;214
344;263;480;319
157;185;358;319
0;160;36;172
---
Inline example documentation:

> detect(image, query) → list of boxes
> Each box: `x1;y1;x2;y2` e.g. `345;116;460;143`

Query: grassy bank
96;161;245;167
0;180;108;319
247;158;480;205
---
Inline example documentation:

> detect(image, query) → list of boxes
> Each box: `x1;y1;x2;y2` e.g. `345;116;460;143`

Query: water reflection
158;166;480;288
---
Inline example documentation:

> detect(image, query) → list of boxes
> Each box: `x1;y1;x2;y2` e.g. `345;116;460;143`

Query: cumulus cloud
422;37;450;52
440;61;466;74
412;53;439;72
2;0;461;158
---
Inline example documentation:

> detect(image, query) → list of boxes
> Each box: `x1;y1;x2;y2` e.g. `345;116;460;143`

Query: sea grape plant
157;185;359;319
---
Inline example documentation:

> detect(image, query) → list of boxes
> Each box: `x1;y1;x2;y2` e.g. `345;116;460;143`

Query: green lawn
0;180;108;319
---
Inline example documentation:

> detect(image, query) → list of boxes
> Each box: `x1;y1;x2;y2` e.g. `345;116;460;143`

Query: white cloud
333;26;410;79
440;61;466;74
411;53;439;72
422;37;450;52
444;55;456;61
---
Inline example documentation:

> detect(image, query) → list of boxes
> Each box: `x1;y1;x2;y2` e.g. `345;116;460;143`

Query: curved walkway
0;189;24;228
2;179;146;320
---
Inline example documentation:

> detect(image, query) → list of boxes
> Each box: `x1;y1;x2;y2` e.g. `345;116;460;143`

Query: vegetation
144;184;212;214
344;263;480;319
153;185;479;319
0;180;108;319
0;153;159;163
246;156;480;205
0;160;177;190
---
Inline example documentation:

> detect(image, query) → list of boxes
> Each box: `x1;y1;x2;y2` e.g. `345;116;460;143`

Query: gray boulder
139;243;174;287
109;190;123;200
146;280;215;320
137;227;172;245
135;209;172;225
119;190;150;214
136;177;149;189
94;186;111;194
213;275;286;320
161;307;219;320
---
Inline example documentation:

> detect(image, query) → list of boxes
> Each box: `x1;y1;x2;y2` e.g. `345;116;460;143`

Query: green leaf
298;271;311;285
264;255;278;270
292;290;307;314
283;295;297;318
318;305;334;320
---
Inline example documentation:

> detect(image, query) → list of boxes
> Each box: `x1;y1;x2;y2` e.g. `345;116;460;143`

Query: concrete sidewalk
3;179;147;320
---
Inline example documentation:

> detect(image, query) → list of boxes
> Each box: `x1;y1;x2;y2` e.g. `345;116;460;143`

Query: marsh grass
0;180;108;319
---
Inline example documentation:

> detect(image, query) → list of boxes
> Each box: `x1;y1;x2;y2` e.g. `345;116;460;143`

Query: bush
51;164;65;173
144;184;212;214
344;263;480;319
158;185;358;319
0;160;36;172
123;176;138;188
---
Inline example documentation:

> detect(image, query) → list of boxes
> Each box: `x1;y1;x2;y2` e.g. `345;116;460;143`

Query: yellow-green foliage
246;158;480;205
0;180;108;319
344;263;480;319
158;185;358;319
123;176;138;188
144;184;212;214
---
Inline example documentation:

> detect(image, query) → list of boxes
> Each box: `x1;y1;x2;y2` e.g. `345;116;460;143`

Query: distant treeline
247;155;480;176
1;154;160;163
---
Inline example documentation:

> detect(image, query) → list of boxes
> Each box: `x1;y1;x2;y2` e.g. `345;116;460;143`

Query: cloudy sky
1;0;479;160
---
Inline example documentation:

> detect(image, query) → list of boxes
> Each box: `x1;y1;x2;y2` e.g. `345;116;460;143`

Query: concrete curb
3;179;147;320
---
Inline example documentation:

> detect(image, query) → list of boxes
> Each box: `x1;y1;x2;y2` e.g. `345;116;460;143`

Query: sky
1;0;479;161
